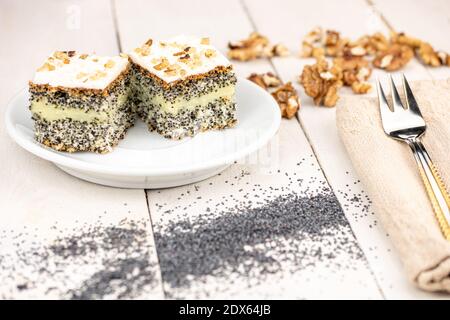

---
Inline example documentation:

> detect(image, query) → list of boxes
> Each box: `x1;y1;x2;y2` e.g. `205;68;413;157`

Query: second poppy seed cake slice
128;36;237;140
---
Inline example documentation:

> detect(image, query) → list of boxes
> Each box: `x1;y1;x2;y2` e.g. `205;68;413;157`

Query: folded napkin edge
416;256;450;293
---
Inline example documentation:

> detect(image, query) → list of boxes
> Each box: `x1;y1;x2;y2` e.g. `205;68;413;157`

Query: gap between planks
109;0;167;298
240;0;386;299
365;0;395;32
144;189;167;297
110;0;123;53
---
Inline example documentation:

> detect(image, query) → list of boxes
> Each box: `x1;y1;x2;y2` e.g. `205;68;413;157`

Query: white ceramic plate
5;78;281;188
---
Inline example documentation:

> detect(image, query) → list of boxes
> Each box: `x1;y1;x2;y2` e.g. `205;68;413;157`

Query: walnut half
271;82;301;119
227;32;288;61
247;73;299;119
417;42;441;67
299;58;342;107
351;81;372;94
334;54;371;86
247;72;282;90
373;44;414;71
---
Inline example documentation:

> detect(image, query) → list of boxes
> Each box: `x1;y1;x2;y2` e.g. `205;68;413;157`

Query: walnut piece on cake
29;52;133;153
128;35;237;140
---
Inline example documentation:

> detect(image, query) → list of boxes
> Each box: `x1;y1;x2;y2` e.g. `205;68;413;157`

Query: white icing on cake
32;52;129;90
128;35;232;83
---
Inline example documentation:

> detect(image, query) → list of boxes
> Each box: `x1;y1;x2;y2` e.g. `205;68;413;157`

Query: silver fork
376;75;450;240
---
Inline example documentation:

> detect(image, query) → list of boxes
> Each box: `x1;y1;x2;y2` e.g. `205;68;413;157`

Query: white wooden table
1;0;449;299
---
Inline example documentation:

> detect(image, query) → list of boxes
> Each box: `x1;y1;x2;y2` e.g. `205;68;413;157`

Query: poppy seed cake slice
29;51;134;153
128;35;237;140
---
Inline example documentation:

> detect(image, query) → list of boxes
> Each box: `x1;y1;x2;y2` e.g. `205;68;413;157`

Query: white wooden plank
244;0;447;299
0;0;163;299
115;0;381;299
371;0;450;80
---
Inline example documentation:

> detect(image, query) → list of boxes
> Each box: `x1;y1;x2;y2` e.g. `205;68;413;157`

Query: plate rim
5;77;281;176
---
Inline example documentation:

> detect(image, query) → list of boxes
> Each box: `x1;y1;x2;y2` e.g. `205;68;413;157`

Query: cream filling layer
30;94;127;122
143;85;235;114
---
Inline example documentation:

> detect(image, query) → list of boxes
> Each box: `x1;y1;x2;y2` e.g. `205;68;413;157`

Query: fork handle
407;138;450;240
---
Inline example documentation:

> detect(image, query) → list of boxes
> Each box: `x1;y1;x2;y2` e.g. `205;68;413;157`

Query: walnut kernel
272;44;290;57
351;81;372;94
271;82;301;119
373;44;414;71
247;72;281;89
37;62;55;72
299;58;342;107
104;59;115;69
417;42;441;67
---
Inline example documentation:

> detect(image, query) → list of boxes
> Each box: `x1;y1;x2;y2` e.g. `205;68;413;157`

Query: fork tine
376;79;392;119
389;75;405;111
402;74;423;116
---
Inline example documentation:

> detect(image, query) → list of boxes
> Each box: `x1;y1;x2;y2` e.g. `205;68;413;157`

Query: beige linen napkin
336;79;450;293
